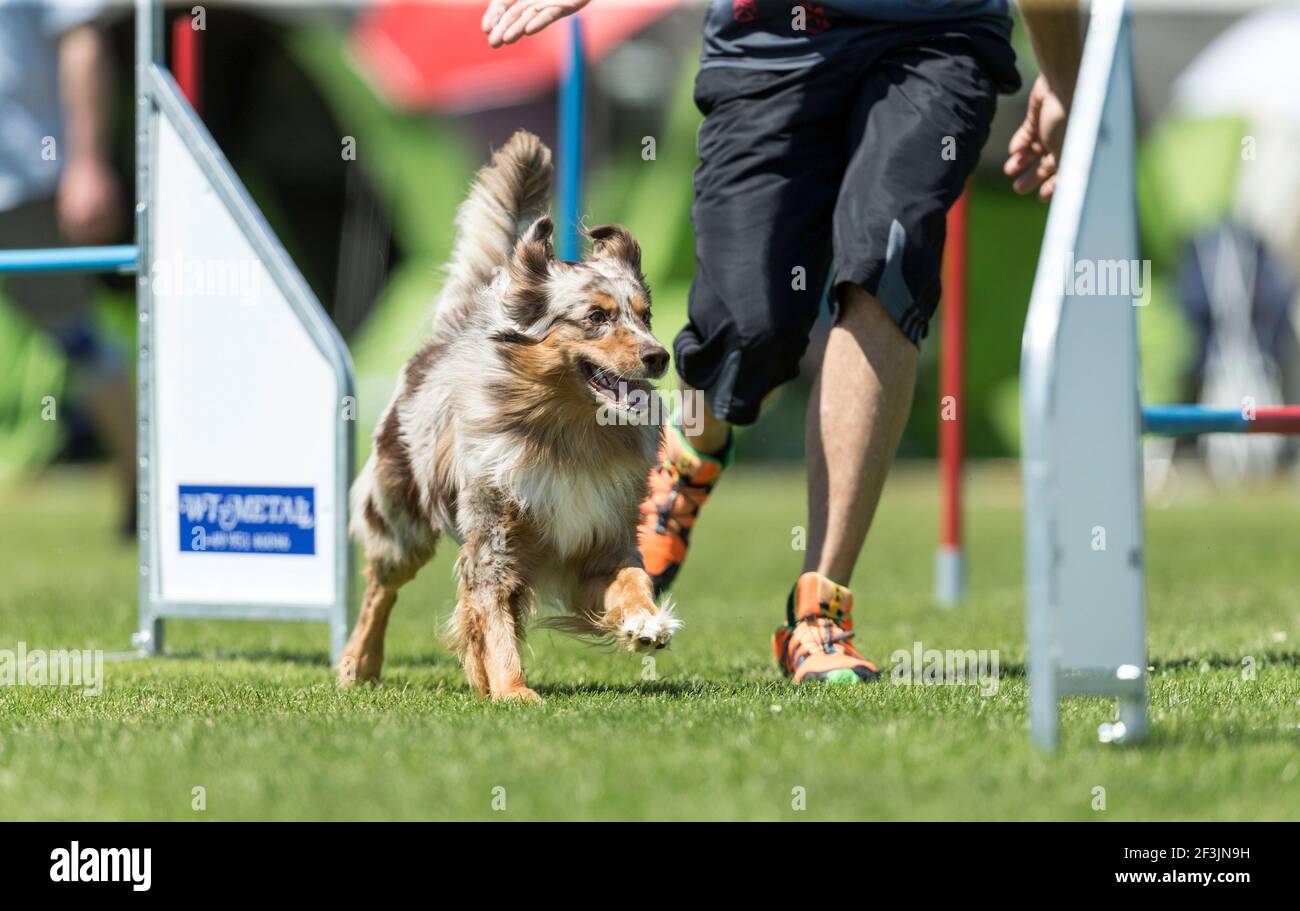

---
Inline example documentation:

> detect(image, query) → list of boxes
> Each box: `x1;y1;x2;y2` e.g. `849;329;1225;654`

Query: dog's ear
505;215;553;326
586;223;642;274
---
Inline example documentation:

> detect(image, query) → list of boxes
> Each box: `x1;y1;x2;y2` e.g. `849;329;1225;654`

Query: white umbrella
1172;6;1300;123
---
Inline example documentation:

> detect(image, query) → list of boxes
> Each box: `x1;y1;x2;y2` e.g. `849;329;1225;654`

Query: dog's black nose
640;345;669;377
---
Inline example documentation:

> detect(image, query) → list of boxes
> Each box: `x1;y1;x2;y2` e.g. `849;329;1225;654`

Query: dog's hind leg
339;479;437;685
338;557;421;686
338;509;439;686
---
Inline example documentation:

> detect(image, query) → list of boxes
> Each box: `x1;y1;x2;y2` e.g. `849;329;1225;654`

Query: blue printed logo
178;485;316;555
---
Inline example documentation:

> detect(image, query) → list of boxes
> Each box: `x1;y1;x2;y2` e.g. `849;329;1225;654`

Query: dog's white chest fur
509;460;629;557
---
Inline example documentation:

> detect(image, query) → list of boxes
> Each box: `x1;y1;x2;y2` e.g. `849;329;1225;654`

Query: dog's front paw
337;653;380;687
494;685;543;704
616;597;683;653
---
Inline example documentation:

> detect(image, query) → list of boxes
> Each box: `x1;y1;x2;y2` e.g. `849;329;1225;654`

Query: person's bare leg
667;392;730;458
804;285;918;585
665;379;790;457
84;372;136;505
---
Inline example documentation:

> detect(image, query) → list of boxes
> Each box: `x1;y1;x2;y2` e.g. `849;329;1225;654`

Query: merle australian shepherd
339;131;681;700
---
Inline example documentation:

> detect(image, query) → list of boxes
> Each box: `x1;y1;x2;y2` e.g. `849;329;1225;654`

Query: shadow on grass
993;649;1300;681
1139;723;1300;749
156;648;470;671
1151;651;1300;672
156;648;330;666
532;679;710;698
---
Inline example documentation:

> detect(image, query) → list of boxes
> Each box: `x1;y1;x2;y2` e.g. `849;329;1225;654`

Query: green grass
1;465;1297;820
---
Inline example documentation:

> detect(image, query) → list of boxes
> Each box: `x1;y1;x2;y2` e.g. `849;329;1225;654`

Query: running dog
339;130;680;700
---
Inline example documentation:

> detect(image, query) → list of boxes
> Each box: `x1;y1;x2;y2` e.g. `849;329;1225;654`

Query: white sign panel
1020;0;1147;748
138;67;353;660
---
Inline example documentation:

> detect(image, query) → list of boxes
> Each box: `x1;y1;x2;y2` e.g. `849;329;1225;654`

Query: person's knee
836;282;917;349
678;327;807;426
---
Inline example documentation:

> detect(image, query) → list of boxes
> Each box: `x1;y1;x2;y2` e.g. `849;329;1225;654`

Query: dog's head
494;216;668;418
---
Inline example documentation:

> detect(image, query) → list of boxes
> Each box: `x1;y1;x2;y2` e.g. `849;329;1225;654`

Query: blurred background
2;0;1298;506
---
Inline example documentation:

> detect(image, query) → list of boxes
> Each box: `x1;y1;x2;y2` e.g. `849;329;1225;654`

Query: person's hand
482;0;592;48
1004;74;1069;201
57;155;123;245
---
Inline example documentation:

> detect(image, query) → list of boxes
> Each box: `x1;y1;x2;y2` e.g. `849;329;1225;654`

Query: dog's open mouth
580;359;651;411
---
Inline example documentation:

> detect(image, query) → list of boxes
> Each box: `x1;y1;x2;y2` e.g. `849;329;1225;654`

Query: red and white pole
172;12;202;114
935;188;967;606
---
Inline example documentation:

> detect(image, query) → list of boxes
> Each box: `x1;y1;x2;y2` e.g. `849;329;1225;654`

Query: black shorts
674;25;1019;425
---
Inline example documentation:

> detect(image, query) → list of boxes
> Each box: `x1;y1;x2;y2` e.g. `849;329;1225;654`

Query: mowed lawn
0;464;1297;821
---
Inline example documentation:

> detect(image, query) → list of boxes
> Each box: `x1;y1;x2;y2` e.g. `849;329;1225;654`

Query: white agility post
1021;0;1147;749
133;0;355;662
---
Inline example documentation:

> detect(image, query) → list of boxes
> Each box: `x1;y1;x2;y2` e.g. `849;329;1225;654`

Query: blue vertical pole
557;17;584;262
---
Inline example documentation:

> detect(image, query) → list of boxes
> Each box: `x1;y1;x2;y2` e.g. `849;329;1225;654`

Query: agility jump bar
0;245;139;275
1143;404;1300;436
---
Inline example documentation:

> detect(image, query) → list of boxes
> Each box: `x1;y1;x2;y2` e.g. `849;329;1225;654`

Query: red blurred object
350;0;686;113
1250;406;1300;434
939;189;967;553
172;13;203;114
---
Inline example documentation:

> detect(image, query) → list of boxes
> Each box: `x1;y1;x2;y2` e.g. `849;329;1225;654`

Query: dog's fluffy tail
433;130;553;336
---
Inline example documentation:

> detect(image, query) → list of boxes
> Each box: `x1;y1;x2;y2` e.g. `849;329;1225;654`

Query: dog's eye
587;309;610;325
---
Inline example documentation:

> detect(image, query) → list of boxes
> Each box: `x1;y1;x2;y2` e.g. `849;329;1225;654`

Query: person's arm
1005;1;1085;200
57;24;122;244
1020;0;1084;108
482;0;593;48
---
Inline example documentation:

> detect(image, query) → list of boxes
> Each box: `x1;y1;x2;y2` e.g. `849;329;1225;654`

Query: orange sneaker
772;572;879;684
636;427;730;595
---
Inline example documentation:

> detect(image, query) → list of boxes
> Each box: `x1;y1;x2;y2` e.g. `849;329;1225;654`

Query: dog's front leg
579;563;682;653
450;505;539;702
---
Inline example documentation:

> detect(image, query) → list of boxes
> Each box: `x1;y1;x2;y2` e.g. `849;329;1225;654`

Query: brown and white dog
339;130;680;701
